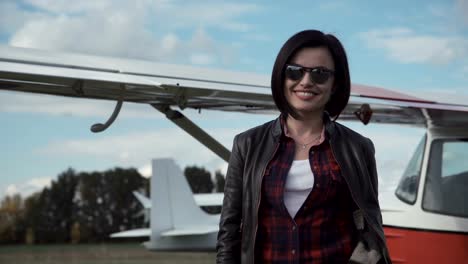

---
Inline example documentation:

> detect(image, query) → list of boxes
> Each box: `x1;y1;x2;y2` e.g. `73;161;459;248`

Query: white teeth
297;92;315;96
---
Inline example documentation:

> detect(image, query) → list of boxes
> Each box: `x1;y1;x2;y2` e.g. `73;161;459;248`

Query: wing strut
152;105;231;162
90;84;124;133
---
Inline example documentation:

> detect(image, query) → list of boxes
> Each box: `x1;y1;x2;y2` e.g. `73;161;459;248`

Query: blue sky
1;0;467;198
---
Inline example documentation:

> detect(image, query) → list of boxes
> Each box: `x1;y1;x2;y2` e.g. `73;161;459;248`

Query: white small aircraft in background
0;45;467;263
112;158;223;249
110;184;224;240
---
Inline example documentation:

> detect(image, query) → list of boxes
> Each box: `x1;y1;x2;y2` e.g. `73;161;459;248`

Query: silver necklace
296;134;321;149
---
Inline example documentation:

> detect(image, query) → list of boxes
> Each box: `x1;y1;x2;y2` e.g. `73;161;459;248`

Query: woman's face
284;46;335;118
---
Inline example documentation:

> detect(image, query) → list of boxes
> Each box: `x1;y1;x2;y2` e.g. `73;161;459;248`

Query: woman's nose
299;72;314;86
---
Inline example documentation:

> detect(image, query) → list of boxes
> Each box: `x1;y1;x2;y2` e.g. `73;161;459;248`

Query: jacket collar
271;112;336;142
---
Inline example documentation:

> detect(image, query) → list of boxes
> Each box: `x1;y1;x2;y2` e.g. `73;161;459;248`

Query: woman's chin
292;107;324;118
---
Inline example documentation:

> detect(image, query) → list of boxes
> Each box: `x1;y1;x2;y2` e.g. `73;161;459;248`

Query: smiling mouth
294;90;319;96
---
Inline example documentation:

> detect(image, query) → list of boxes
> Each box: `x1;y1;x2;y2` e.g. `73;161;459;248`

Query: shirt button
292;226;296;231
291;249;296;255
310;150;314;155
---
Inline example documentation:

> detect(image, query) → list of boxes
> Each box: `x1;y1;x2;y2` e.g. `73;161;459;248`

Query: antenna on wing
90;84;125;132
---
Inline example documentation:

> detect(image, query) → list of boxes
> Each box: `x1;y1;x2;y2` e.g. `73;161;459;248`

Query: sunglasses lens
310;70;330;84
285;66;304;81
285;65;333;84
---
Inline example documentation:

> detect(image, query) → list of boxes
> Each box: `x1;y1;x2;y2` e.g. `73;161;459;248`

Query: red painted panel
351;84;433;103
384;226;468;263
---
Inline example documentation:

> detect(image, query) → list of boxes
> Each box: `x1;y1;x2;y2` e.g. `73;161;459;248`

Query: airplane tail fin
146;158;218;250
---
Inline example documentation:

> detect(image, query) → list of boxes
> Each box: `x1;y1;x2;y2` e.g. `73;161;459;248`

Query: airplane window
423;139;468;217
395;135;426;204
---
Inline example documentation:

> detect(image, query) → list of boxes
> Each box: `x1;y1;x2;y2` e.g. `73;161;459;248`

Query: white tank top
284;159;314;218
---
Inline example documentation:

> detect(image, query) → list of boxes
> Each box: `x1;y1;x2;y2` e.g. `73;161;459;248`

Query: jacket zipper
328;139;389;264
252;141;280;263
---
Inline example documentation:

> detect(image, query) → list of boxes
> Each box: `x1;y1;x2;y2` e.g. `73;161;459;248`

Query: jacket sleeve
216;135;244;264
365;138;391;264
365;138;379;199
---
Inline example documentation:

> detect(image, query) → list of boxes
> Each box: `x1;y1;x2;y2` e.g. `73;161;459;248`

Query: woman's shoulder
333;121;373;146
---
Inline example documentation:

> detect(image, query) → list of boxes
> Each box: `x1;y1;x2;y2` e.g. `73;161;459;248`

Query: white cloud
28;177;53;188
29;110;272;176
0;1;42;34
0;91;162;119
138;163;152;178
161;2;258;32
36;127;246;172
190;53;216;65
6;184;18;196
20;0;259;32
360;28;468;65
4;1;260;66
160;33;180;56
3;177;52;198
190;28;215;52
9;10;162;60
23;0;113;14
0;1;265;127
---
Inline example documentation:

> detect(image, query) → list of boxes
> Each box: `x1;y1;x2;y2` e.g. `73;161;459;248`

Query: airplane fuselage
381;126;468;263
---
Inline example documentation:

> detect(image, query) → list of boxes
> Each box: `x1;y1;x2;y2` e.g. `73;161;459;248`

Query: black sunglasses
285;64;335;84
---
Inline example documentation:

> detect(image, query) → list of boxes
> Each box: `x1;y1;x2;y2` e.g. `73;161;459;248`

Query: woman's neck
286;113;323;137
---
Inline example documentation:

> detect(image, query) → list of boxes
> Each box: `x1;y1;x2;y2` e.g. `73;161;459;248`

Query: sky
1;0;467;199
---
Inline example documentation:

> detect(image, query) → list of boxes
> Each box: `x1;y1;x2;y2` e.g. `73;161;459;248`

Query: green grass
0;243;216;264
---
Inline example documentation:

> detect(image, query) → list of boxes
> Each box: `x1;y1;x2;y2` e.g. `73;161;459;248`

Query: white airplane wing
2;45;468;129
110;226;219;238
110;228;151;238
193;193;224;206
0;45;273;113
2;45;468;163
160;226;219;237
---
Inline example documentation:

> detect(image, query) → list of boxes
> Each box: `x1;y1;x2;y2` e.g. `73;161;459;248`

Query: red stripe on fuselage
383;226;468;263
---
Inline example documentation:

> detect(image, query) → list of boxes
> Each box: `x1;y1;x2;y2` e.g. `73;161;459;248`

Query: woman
217;30;391;264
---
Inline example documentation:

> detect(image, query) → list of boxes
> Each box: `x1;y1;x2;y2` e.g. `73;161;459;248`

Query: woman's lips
293;90;319;100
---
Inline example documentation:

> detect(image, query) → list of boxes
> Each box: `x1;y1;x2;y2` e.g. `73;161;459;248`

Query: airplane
110;188;224;239
111;158;223;250
0;45;467;263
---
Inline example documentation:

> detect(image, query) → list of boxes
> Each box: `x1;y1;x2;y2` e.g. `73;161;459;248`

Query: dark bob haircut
271;30;351;119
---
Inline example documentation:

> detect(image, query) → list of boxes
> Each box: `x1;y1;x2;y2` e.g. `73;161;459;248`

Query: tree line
0;165;225;245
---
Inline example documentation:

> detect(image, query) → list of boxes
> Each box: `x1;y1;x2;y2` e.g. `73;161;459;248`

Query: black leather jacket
216;116;391;264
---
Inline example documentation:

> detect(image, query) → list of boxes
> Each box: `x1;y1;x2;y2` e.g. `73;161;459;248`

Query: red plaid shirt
255;120;357;263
